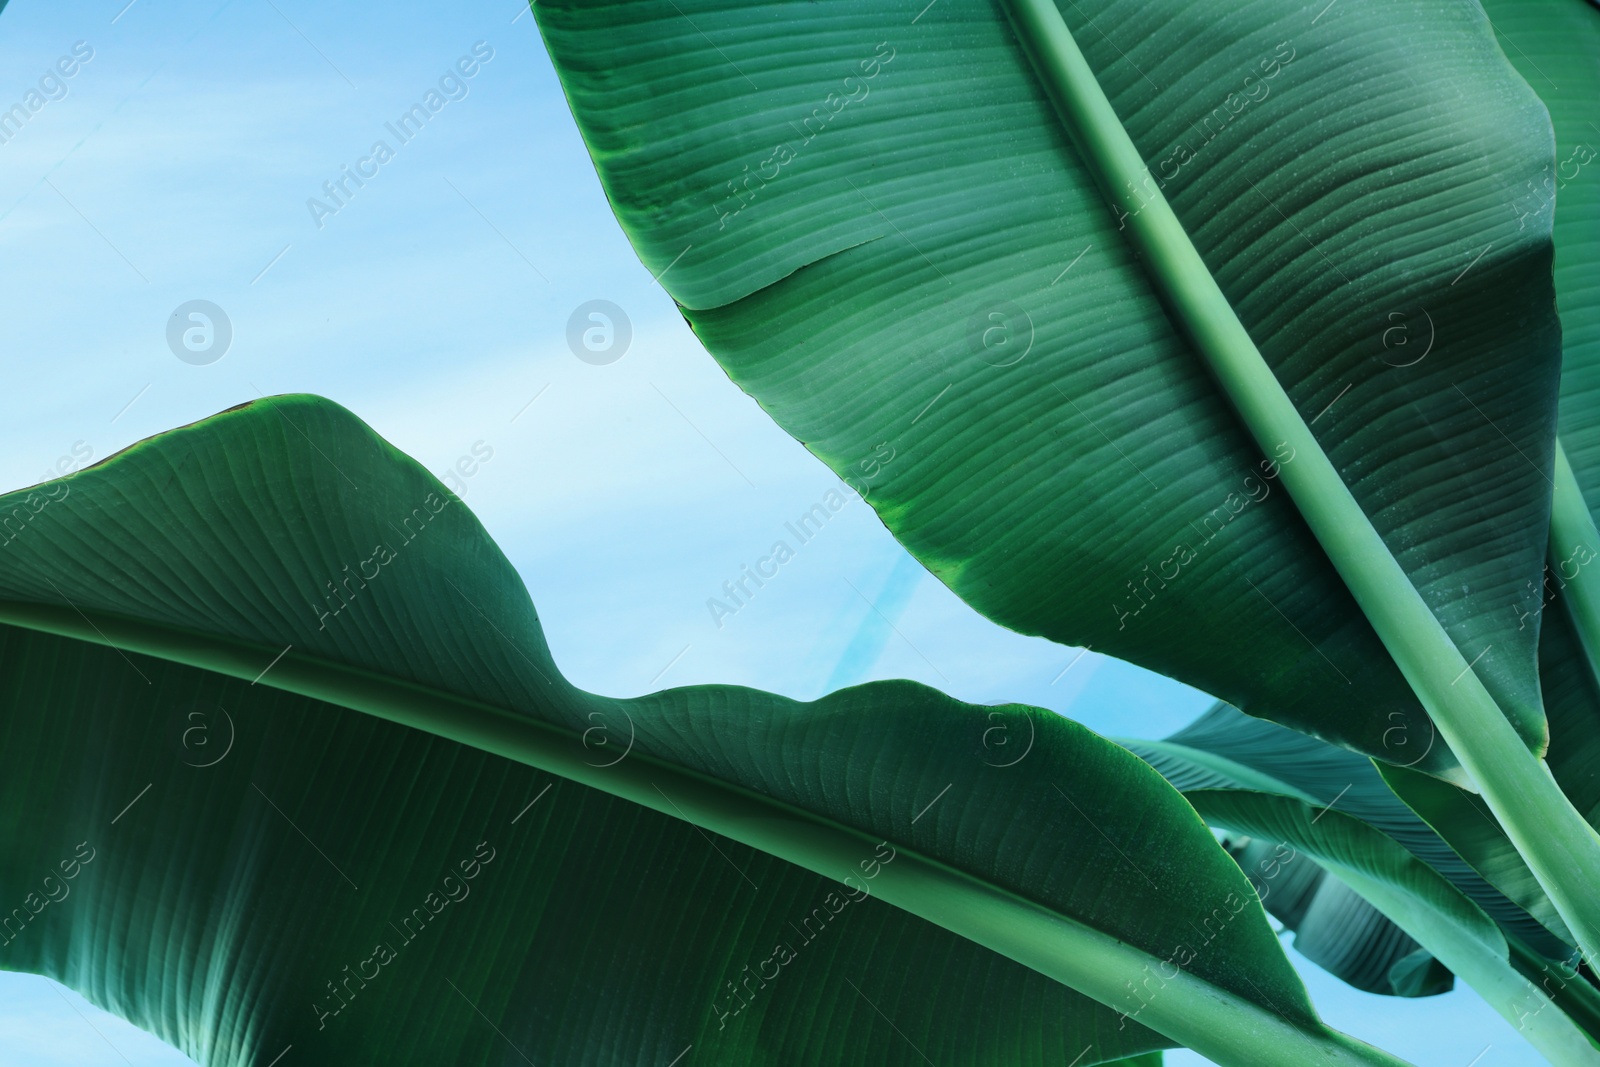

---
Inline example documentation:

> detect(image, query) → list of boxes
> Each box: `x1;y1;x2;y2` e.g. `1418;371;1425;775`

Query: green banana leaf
0;396;1401;1067
1479;0;1600;511
1436;0;1600;964
1380;763;1575;950
1127;704;1566;958
1188;791;1600;1066
1373;601;1600;952
1126;700;1600;1057
529;0;1567;776
1224;836;1452;999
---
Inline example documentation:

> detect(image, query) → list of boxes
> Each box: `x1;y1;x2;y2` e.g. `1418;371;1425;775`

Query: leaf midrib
988;13;1600;976
0;596;1409;1067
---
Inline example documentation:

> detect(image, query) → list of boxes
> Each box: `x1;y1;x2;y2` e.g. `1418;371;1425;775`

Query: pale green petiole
998;0;1600;971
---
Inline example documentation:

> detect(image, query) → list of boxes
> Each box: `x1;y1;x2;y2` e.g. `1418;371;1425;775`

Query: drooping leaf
1225;837;1452;999
529;0;1566;776
1127;701;1600;1056
0;396;1404;1067
1385;949;1456;1000
1127;704;1565;957
1189;792;1600;1065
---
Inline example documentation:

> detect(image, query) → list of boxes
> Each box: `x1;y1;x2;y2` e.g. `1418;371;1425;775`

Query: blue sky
0;0;1548;1064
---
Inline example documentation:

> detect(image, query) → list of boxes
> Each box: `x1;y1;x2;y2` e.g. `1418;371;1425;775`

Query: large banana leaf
5;628;1170;1067
1480;0;1600;510
0;396;1401;1067
530;0;1565;776
1477;0;1600;785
